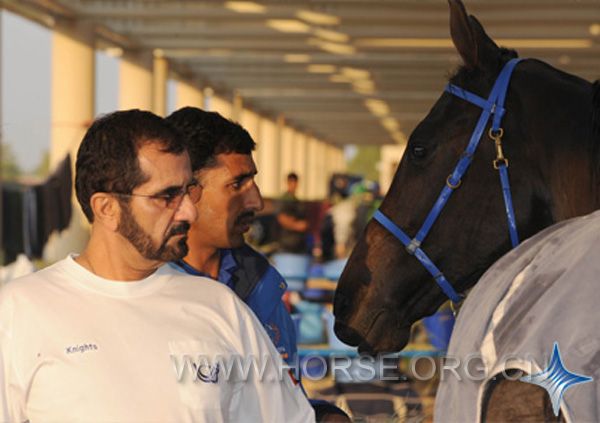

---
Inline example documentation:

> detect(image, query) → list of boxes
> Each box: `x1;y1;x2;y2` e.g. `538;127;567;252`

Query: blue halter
373;58;523;305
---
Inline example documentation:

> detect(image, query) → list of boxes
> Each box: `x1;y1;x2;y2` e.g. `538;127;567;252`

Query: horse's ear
449;0;500;70
449;0;478;68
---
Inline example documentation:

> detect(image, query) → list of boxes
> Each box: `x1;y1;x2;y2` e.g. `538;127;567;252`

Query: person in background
277;172;310;254
0;109;313;422
166;107;349;422
328;189;356;259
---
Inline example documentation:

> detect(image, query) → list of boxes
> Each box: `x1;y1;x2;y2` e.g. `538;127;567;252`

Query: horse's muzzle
333;321;363;347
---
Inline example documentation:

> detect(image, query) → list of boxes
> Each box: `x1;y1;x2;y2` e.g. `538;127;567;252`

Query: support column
119;52;152;110
316;141;328;199
295;133;308;199
332;145;342;174
152;53;168;116
175;79;203;109
275;115;286;193
280;126;294;180
326;145;335;174
306;137;319;200
240;110;261;173
212;95;232;118
232;92;243;122
253;119;263;182
203;87;214;110
324;144;335;192
46;23;95;262
241;110;260;142
328;146;338;191
257;118;280;198
338;147;347;171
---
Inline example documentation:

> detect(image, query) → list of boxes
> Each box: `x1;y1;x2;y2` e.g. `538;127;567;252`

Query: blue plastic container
321;258;348;281
294;301;325;344
422;308;455;351
271;253;311;291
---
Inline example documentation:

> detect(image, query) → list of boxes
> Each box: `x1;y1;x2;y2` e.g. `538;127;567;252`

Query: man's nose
174;192;198;224
245;182;264;212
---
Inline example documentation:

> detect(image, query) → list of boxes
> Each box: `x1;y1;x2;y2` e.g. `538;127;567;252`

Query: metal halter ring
493;158;509;170
488;127;504;140
446;175;462;189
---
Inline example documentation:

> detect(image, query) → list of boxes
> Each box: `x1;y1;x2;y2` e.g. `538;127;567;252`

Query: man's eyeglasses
112;180;202;210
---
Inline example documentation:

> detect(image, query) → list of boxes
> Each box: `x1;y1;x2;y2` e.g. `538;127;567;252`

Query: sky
1;9;176;174
1;10;52;173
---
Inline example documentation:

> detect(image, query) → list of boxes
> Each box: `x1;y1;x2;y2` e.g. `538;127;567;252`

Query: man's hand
277;213;308;232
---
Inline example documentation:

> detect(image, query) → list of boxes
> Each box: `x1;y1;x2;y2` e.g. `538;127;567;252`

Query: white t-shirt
0;255;314;422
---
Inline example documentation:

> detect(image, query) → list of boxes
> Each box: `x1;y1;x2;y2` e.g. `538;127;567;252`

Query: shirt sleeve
228;298;314;423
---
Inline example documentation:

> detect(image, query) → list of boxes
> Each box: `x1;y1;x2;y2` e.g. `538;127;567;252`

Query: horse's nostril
334;321;363;346
333;292;352;318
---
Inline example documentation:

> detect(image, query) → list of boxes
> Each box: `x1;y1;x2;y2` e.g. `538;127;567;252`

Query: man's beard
118;204;190;262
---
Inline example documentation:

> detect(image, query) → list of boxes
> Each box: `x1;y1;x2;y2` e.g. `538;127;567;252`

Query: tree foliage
1;144;22;181
34;150;50;179
346;145;380;181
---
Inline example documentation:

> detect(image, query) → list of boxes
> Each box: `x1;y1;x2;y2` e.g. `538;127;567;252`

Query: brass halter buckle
446;175;462;189
489;128;508;169
450;294;466;317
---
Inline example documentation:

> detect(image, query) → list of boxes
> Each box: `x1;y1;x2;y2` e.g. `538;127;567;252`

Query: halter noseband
374;58;523;305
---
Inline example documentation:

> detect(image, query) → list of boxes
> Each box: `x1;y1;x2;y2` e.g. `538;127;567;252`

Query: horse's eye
411;145;428;159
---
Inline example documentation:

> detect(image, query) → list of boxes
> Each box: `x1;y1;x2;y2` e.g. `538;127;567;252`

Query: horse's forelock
448;47;519;86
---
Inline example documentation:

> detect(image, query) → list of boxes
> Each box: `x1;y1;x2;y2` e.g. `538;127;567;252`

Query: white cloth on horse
435;209;600;423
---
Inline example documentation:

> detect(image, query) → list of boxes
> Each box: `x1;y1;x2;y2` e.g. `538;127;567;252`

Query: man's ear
89;192;121;232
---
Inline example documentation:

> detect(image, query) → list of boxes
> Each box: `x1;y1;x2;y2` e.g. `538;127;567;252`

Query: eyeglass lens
165;183;202;209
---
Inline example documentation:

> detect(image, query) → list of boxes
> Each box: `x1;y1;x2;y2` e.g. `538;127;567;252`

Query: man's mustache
167;222;191;237
235;211;256;225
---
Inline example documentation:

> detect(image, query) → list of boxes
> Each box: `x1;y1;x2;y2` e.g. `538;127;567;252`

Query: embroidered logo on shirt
191;362;220;383
265;323;281;344
65;343;98;354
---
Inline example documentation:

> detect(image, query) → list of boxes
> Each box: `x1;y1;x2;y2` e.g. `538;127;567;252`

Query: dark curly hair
165;107;255;172
75;109;185;222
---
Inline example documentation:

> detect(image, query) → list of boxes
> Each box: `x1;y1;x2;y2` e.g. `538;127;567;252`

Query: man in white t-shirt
0;110;314;422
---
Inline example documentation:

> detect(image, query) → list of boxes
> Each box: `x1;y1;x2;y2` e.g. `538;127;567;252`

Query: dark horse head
334;0;600;353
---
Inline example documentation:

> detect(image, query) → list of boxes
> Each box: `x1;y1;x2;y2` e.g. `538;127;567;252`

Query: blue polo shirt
173;249;237;290
170;247;298;364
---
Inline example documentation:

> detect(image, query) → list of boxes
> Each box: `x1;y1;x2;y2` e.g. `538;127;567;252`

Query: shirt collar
217;249;238;287
173;249;239;289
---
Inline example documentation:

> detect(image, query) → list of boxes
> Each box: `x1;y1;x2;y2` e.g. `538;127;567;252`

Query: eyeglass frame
110;179;202;210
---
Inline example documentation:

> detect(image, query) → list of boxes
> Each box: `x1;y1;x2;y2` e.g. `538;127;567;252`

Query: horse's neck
528;73;600;223
549;161;600;222
544;131;600;222
548;102;600;221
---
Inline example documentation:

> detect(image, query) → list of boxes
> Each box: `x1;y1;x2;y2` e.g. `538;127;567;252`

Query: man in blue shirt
166;107;296;362
166;107;349;422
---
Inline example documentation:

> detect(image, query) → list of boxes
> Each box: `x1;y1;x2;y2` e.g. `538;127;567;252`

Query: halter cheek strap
374;58;523;305
373;210;462;303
